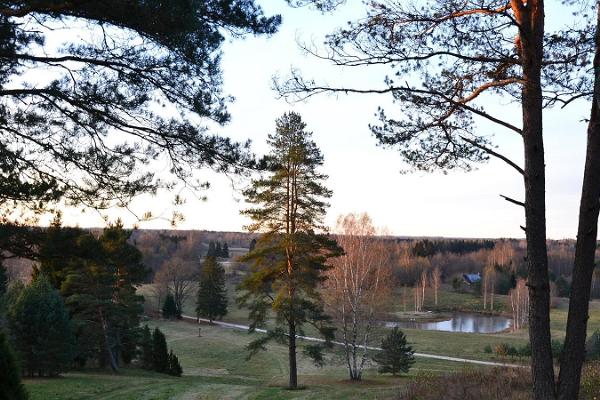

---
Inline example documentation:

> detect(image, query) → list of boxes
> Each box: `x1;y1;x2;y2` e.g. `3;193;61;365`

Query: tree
323;213;392;381
162;293;179;319
277;2;597;397
222;243;230;258
238;112;340;389
154;258;198;316
168;350;183;377
373;327;415;376
139;325;154;370
431;266;442;306
0;331;28;400
0;1;281;229
215;242;223;258
8;275;75;377
196;257;228;323
207;242;216;258
0;262;6;299
152;328;169;374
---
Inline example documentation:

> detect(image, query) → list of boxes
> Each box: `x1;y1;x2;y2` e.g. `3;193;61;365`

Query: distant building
463;273;481;285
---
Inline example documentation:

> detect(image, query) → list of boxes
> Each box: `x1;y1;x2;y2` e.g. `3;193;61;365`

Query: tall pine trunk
288;319;298;389
557;5;600;398
98;307;119;373
517;2;556;398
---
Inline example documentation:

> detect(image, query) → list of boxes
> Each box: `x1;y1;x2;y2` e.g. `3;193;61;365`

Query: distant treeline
405;238;497;257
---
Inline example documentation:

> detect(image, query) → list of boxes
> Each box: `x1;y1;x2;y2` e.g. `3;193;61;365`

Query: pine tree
152;328;169;374
9;275;75;377
0;331;28;400
215;242;223;258
249;238;257;252
196;257;228;323
139;325;154;370
373;327;415;376
238;112;340;389
162;293;179;319
168;350;183;377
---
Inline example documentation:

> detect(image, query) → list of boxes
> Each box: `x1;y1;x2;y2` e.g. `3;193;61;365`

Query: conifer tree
8;275;75;377
152;328;169;374
162;293;179;319
196;257;228;323
139;325;154;370
373;327;415;376
168;350;183;377
238;112;340;389
207;242;216;258
215;242;223;258
222;243;230;258
0;331;28;400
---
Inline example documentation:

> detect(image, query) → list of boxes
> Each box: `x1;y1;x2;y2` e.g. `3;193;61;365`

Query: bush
586;330;600;361
518;343;531;359
484;345;492;354
168;350;183;377
551;339;564;363
495;343;509;358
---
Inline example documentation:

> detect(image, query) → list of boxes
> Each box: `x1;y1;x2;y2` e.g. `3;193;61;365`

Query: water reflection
385;313;511;333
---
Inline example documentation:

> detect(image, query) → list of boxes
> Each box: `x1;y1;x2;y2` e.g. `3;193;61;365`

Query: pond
385;312;512;334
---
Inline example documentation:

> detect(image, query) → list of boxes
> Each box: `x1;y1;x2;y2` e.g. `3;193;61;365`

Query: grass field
23;283;600;399
24;318;470;400
139;282;600;362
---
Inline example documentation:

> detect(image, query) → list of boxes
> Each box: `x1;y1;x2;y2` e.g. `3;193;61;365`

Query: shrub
586;330;600;361
495;343;509;359
581;362;600;400
484;345;492;354
168;350;183;377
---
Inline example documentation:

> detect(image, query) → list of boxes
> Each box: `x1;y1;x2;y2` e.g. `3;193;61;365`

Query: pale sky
58;1;590;239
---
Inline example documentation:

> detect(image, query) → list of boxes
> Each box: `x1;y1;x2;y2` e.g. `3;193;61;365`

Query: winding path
181;314;524;368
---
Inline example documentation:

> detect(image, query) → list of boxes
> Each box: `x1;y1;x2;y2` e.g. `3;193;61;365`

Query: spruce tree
222;243;230;258
238;112;340;389
140;325;154;370
196;257;228;323
162;293;179;319
373;327;415;376
168;350;183;377
215;242;223;258
207;242;216;258
152;328;169;374
9;275;75;377
0;331;28;400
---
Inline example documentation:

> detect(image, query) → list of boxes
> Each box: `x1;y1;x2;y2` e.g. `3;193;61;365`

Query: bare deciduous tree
431;267;441;306
154;257;198;315
510;278;529;331
323;213;392;381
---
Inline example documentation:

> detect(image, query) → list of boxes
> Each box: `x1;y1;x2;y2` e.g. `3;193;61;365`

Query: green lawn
24;318;467;400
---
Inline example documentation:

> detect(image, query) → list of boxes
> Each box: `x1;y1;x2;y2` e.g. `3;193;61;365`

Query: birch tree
323;213;392;381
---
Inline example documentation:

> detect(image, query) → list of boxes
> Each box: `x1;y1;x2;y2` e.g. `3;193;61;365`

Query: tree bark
557;5;600;398
98;307;119;373
516;1;556;398
288;319;298;389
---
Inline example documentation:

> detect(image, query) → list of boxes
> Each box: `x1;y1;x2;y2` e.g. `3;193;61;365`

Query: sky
57;1;591;239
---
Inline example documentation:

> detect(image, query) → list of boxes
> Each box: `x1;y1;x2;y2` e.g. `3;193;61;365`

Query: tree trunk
288;319;298;389
517;2;556;398
557;6;600;398
98;307;119;373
